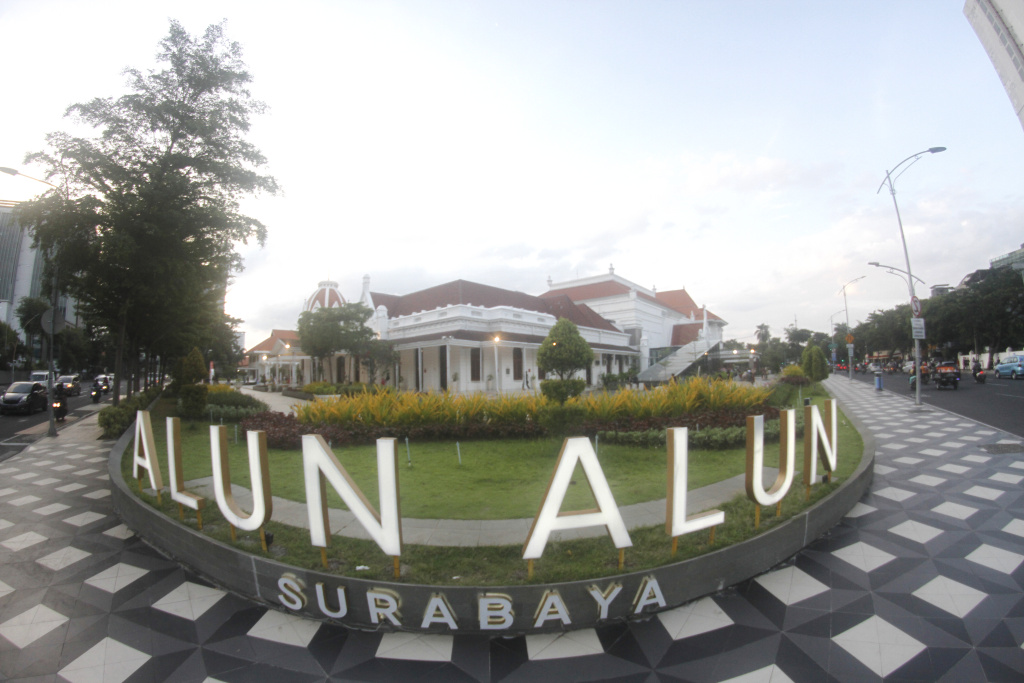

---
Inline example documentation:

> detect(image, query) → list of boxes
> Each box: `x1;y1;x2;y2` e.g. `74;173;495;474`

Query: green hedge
301;381;381;396
598;414;806;451
203;404;269;422
178;384;208;420
539;378;587;404
97;387;163;439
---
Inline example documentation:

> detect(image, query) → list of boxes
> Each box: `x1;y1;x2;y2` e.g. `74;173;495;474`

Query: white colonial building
540;266;726;383
244;268;727;393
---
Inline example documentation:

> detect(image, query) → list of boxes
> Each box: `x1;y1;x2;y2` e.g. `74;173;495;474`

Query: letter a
133;411;164;491
522;437;631;560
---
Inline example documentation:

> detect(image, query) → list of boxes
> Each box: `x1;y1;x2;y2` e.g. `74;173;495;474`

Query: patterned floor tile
832;615;925;677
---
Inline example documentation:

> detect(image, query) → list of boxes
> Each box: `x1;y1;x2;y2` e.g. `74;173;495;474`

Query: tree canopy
14;20;276;402
537;318;594;381
297;303;375;383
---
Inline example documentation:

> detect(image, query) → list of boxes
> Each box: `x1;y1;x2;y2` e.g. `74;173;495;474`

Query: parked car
993;355;1023;380
1;382;49;415
57;375;81;396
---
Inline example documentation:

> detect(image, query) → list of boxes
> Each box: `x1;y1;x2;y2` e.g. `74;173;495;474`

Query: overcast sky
2;0;1021;349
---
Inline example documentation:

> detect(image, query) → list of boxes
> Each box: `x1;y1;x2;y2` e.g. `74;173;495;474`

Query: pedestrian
522;368;532;390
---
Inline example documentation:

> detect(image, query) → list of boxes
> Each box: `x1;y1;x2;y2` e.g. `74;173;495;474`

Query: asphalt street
0;387;111;464
837;368;1024;438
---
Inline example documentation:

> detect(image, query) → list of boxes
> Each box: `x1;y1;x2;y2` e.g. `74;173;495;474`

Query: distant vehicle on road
58;375;81;396
994;355;1023;380
934;361;961;390
93;374;112;394
1;382;49;415
29;370;56;384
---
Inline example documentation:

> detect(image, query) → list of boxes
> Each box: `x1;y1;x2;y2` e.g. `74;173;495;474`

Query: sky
2;0;1022;350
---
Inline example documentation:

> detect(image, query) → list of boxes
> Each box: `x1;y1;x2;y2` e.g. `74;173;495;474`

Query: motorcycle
52;399;67;422
973;369;986;384
90;386;101;403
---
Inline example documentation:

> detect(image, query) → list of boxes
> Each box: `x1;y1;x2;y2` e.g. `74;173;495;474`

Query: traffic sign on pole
911;296;922;318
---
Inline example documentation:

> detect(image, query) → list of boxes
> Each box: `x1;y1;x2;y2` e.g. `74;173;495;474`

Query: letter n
803;400;838;486
302;435;402;556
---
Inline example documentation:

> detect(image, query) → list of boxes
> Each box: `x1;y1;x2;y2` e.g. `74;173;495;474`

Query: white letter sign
666;428;725;536
745;411;796;506
302;435;402;556
522;437;631;560
132;410;164;492
211;426;272;531
803;400;838;485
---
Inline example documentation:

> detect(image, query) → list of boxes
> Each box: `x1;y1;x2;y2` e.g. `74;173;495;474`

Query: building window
512;348;523;381
470;348;481;382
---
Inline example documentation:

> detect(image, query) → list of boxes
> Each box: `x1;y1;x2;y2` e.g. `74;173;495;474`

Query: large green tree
801;344;829;382
297;303;375;383
537;318;594;381
16;297;51;369
15;21;277;404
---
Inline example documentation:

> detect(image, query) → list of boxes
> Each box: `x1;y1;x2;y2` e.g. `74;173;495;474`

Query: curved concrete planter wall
109;415;874;635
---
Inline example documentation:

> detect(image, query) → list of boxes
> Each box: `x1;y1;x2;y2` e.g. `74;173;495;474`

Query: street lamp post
828;308;845;371
2;166;62;436
838;276;865;379
868;261;926;375
876;147;945;407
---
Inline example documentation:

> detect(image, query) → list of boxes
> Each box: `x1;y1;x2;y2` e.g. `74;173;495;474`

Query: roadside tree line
747;266;1023;372
14;21;275;403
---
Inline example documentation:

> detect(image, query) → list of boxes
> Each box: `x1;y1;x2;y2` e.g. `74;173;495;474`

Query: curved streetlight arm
875;147;947;195
0;166;58;188
867;261;926;297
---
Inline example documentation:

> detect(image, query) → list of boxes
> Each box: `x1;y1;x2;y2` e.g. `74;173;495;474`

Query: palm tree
755;323;771;347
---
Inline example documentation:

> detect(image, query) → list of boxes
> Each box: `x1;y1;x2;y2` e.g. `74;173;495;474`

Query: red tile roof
246;329;299;353
370;280;620;333
542;281;723;322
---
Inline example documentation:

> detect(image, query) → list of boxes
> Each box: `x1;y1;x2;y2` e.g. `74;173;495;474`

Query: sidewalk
183;468;762;546
238;384;306;415
1;378;1023;681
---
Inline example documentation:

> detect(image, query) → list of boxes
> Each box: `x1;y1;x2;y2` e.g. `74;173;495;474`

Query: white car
868;363;881;372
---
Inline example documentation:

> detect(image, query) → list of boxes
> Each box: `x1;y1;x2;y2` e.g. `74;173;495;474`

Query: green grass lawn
125;393;864;585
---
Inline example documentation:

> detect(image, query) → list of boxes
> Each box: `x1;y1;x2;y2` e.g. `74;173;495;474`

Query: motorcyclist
52;381;67;421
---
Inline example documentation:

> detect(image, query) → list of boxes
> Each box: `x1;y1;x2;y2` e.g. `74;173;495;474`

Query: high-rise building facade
965;0;1024;132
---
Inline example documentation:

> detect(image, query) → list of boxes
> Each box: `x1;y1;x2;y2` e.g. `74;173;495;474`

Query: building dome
305;280;346;312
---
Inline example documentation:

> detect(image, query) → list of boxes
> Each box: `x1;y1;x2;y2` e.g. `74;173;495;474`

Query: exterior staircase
636;339;719;383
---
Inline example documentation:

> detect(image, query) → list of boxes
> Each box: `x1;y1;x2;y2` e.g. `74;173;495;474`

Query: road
0;388;113;463
837;368;1024;438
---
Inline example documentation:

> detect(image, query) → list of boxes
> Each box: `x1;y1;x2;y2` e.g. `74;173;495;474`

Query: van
994;356;1023;380
29;371;55;384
